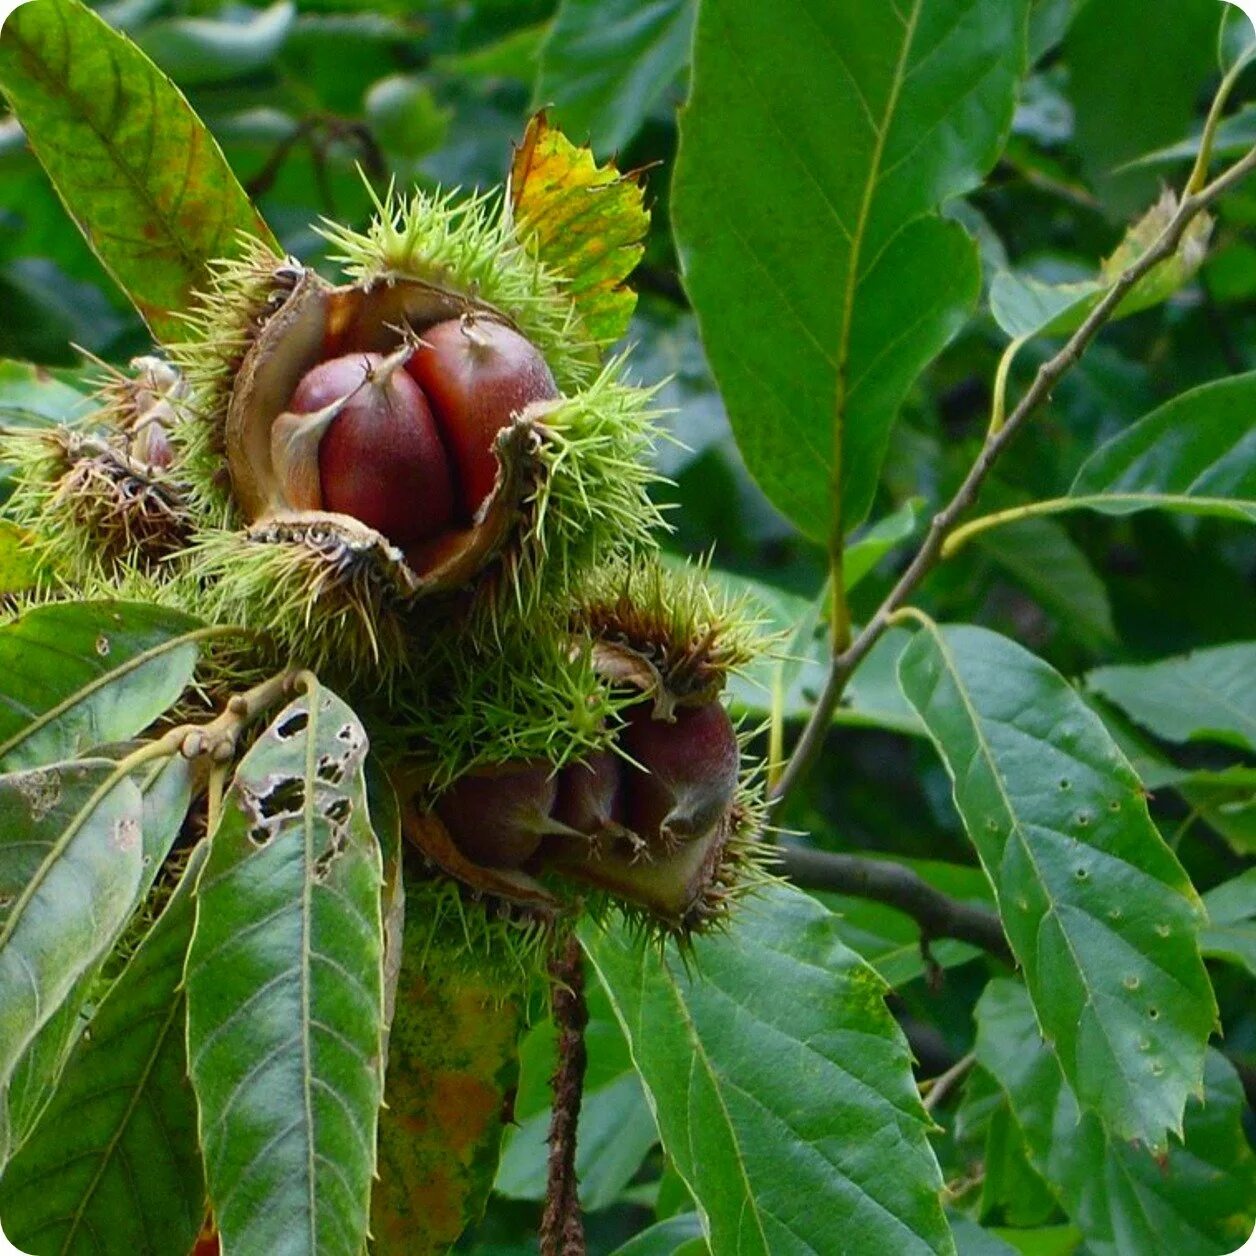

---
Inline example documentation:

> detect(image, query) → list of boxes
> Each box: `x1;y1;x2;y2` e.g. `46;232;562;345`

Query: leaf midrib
831;0;922;529
59;993;183;1255
301;688;319;1256
3;7;204;284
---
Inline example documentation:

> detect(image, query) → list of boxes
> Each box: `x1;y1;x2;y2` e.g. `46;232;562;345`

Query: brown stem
540;933;588;1256
921;1051;977;1114
778;845;1014;966
772;142;1256;812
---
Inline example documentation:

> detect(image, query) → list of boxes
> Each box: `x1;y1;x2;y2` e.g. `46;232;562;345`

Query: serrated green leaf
1086;643;1256;753
0;758;145;1167
184;684;384;1256
975;979;1256;1256
0;600;207;773
371;899;525;1255
583;884;954;1256
673;0;1028;540
509;112;649;347
533;0;694;154
0;841;208;1255
897;622;1216;1149
0;0;277;339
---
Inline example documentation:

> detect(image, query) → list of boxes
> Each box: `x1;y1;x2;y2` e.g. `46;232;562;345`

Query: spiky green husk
379;630;625;791
190;518;422;688
176;364;663;693
573;553;766;707
402;868;556;993
0;428;192;582
319;183;598;394
484;364;665;631
166;237;288;520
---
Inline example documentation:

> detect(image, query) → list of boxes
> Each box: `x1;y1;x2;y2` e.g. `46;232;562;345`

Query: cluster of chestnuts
426;696;743;928
284;317;557;560
0;127;766;947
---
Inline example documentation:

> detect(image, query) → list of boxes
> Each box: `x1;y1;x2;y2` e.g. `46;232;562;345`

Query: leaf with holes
0;841;208;1255
0;0;277;338
975;979;1256;1256
509;112;649;347
372;888;525;1253
0;600;208;773
1087;643;1256;754
184;684;384;1256
0;758;145;1168
898;622;1216;1149
583;884;954;1256
673;0;1028;539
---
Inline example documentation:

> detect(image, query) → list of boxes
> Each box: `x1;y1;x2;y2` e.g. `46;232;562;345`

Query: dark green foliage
0;1;1254;1254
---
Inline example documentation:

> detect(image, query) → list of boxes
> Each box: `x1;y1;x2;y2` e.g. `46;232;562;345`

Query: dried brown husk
28;430;191;572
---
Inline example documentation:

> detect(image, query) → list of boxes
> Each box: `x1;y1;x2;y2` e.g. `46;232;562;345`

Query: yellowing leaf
372;902;526;1254
509;113;649;347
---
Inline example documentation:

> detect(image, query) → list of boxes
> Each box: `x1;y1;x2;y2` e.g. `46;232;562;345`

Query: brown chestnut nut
435;760;558;869
290;351;455;547
554;750;624;838
621;700;740;847
408;317;558;517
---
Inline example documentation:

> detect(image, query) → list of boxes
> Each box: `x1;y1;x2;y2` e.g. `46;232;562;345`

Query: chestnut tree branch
540;933;589;1256
778;845;1014;965
771;140;1256;812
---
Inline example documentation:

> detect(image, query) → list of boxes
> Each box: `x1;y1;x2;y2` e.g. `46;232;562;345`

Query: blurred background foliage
1;0;1254;1251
